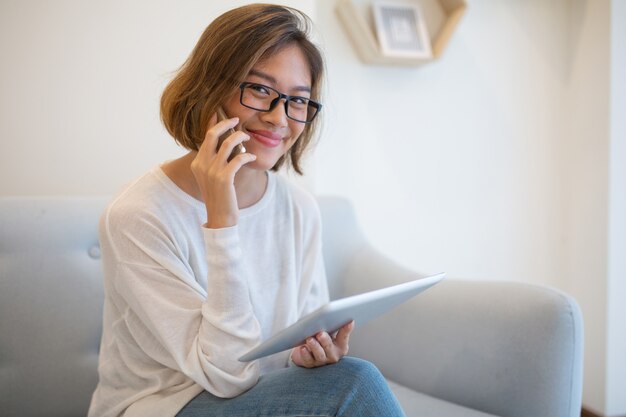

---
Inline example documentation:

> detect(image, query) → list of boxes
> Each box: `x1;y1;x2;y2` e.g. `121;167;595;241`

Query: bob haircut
160;4;324;175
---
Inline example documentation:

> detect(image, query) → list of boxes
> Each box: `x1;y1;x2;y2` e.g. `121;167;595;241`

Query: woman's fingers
291;322;355;368
224;152;257;177
306;337;327;363
192;115;252;181
216;131;250;163
334;321;354;354
295;346;315;368
198;115;239;157
316;332;334;351
316;332;340;363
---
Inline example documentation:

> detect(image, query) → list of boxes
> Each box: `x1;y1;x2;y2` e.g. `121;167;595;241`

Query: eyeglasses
238;82;322;124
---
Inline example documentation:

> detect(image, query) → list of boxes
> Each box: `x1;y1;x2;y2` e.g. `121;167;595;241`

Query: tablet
238;272;445;362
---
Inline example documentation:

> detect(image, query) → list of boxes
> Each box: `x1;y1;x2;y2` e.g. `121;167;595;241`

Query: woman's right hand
190;114;257;229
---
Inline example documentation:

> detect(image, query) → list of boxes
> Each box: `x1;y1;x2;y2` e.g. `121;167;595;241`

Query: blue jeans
176;357;406;417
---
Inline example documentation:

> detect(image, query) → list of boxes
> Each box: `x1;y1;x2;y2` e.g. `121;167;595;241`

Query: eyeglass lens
240;83;318;123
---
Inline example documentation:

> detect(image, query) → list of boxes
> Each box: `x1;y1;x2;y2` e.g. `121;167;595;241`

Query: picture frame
372;0;432;59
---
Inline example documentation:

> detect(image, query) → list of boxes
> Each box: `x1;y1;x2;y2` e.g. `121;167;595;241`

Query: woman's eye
250;84;270;95
291;97;308;105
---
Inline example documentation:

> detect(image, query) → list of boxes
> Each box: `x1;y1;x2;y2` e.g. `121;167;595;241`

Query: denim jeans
175;357;406;417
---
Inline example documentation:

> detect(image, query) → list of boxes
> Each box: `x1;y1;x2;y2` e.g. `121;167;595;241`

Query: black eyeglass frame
238;82;322;124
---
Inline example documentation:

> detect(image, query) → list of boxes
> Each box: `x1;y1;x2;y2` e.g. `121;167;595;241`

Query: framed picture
372;0;432;59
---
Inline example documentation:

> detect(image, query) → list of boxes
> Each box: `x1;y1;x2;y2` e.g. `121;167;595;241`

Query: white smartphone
216;107;245;161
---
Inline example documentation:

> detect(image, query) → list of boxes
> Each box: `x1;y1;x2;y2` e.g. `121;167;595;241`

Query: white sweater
88;167;329;417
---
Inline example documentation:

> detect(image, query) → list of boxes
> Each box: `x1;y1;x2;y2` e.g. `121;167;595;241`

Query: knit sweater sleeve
101;205;262;399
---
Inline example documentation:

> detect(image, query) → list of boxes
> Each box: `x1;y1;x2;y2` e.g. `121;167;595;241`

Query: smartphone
216;107;245;161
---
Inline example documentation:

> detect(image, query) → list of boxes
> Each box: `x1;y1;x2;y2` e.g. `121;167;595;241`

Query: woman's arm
101;200;262;398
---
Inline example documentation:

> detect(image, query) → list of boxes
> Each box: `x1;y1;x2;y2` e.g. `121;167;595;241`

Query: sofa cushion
388;380;500;417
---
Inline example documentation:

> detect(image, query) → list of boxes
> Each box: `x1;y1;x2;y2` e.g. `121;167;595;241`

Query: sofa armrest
341;245;583;417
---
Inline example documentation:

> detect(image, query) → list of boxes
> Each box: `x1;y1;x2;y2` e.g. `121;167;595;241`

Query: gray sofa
0;196;583;417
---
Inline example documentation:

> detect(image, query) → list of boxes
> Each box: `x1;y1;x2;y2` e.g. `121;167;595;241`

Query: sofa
0;196;583;417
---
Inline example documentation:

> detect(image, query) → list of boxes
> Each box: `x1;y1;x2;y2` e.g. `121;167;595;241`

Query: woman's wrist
203;206;238;229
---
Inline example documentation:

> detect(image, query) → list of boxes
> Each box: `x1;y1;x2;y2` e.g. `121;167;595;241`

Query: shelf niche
336;0;467;66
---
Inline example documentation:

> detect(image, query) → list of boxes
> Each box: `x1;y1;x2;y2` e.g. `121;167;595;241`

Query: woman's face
222;44;312;172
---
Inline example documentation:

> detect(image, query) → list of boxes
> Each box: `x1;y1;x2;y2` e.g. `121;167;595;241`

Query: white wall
315;0;571;285
562;1;610;414
607;1;626;414
1;0;624;415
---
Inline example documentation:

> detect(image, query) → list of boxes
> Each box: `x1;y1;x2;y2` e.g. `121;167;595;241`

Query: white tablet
238;272;445;362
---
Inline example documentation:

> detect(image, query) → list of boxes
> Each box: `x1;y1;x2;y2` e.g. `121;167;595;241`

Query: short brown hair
160;4;324;175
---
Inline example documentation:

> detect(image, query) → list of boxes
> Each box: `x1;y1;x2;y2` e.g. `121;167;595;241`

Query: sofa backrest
317;196;365;300
0;197;109;417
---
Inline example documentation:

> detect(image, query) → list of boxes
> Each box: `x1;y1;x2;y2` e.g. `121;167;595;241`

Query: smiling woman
86;4;406;417
159;4;324;175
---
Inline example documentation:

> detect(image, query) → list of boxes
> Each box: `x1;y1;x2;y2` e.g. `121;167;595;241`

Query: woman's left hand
290;321;354;368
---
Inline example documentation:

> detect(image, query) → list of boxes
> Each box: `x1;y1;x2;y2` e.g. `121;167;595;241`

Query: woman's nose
261;99;289;126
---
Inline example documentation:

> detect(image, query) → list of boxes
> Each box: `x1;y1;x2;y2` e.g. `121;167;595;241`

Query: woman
88;4;405;417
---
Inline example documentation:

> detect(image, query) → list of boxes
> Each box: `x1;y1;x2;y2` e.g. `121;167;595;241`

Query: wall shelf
336;0;467;66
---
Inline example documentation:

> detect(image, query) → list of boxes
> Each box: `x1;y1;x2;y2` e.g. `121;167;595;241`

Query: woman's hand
190;114;257;229
290;321;354;368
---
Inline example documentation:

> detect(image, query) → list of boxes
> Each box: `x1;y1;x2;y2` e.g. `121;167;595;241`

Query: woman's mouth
247;129;283;148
